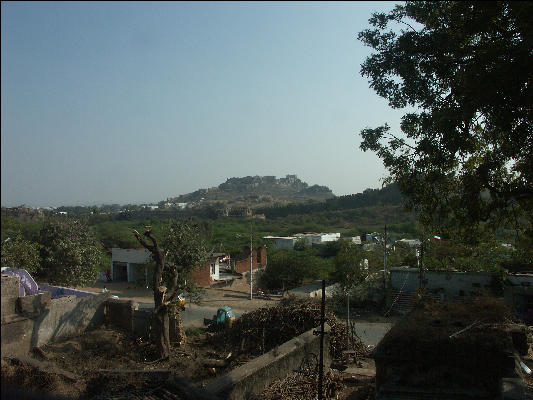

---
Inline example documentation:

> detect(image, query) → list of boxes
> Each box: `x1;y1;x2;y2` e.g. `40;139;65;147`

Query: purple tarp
38;284;98;299
1;268;39;296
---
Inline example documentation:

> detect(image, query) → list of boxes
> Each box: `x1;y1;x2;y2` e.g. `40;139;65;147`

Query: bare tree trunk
156;305;171;359
170;307;186;347
134;227;173;359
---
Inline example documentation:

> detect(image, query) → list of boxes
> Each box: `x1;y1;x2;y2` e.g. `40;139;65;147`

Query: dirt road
79;277;280;327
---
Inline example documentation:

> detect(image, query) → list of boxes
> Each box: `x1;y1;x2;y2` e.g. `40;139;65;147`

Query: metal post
145;266;148;289
318;279;325;400
346;288;350;347
250;222;253;300
384;225;387;288
418;241;424;290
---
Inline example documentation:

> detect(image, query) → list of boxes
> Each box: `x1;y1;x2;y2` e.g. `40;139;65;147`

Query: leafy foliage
162;219;208;273
260;249;335;291
1;234;41;275
154;220;209;301
38;219;103;286
358;1;533;242
422;237;514;273
293;237;309;251
333;241;367;292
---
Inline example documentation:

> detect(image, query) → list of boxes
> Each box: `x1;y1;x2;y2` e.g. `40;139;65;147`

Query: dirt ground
1;325;243;399
78;277;280;312
2;280;383;399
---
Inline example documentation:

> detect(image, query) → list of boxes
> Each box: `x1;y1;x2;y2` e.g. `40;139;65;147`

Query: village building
263;232;340;250
262;236;297;250
110;246;267;288
341;235;362;245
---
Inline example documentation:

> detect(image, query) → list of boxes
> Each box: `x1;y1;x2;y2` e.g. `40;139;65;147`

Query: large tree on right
358;2;532;247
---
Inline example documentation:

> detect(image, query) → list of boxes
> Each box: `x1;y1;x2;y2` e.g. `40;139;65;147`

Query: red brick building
234;246;267;274
191;253;225;288
190;247;267;288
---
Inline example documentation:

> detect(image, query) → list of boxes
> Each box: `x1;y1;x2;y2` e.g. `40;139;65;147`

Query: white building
295;232;341;246
111;248;152;282
262;236;297;250
263;232;341;250
342;236;362;245
396;238;421;247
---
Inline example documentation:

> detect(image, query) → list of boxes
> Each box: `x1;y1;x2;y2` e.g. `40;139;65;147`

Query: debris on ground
0;327;230;399
259;366;344;400
212;299;370;360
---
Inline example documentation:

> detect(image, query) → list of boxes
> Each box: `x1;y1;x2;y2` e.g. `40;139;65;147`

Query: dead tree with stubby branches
133;222;206;359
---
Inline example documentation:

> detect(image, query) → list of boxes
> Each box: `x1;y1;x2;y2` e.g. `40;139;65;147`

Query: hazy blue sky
1;1;404;207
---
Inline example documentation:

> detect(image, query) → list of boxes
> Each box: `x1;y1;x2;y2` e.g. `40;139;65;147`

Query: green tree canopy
358;1;533;242
260;249;334;291
161;219;208;289
1;234;41;275
39;218;104;286
333;242;367;292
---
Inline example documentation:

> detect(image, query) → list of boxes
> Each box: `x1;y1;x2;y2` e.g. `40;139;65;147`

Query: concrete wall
105;298;138;334
1;275;20;317
205;324;331;400
133;309;152;338
1;278;111;357
390;268;494;300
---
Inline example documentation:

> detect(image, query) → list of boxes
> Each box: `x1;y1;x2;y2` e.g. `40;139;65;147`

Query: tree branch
386;133;417;151
143;226;160;249
133;230;154;252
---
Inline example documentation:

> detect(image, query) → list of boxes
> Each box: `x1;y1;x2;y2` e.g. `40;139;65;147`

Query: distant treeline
256;183;403;219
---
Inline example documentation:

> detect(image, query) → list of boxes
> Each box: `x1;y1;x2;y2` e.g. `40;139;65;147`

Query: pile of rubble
213;301;369;360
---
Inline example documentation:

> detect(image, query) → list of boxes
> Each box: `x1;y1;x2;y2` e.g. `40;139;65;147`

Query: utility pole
318;279;326;400
346;284;350;348
250;221;253;300
418;239;424;290
383;225;388;289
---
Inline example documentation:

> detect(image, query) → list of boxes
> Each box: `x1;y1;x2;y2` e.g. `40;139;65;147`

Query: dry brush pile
259;365;343;400
212;300;369;360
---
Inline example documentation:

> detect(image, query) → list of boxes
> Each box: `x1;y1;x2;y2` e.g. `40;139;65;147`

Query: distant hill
166;175;334;208
256;183;404;218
